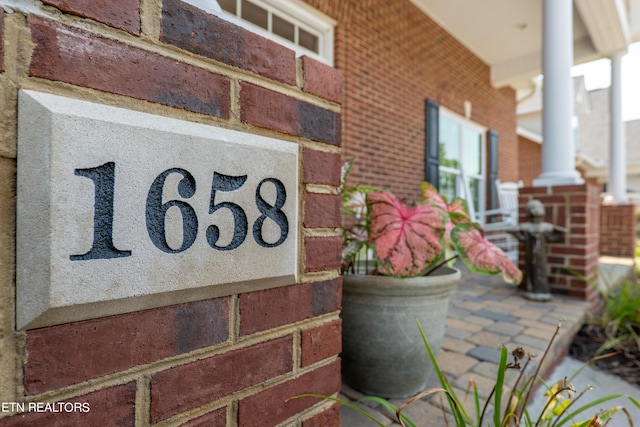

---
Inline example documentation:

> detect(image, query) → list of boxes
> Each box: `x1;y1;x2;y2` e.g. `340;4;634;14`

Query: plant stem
516;321;563;422
425;255;459;276
479;385;497;426
504;355;534;420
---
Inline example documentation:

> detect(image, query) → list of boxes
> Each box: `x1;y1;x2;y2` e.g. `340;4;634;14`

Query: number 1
70;162;132;260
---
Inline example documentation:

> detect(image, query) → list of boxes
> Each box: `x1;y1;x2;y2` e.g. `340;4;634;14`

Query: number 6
145;168;199;253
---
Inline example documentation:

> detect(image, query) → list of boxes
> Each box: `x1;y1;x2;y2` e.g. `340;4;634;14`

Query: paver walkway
338;265;592;426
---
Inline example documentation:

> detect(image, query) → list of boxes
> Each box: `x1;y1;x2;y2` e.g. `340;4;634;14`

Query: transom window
438;110;486;216
217;0;335;65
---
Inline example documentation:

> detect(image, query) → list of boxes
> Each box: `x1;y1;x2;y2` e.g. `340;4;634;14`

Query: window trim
438;108;487;217
213;0;336;66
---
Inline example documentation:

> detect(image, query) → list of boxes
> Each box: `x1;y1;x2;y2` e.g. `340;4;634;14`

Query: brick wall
0;1;342;425
303;0;518;202
518;135;542;187
519;184;600;304
600;204;636;257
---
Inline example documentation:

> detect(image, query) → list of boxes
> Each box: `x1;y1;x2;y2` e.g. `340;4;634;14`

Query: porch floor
338;257;635;426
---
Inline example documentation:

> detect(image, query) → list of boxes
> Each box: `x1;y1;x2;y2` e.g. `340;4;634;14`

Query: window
438;110;486;216
217;0;335;65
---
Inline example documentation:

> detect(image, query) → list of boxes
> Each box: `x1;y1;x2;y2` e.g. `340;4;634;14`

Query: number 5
207;172;248;251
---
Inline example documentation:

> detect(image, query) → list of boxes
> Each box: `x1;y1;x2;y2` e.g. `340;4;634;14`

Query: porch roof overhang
410;0;640;90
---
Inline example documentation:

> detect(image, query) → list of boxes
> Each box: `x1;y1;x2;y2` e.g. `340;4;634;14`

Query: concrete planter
341;267;460;398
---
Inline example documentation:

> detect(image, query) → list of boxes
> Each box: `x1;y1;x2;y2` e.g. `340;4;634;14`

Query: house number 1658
70;162;289;261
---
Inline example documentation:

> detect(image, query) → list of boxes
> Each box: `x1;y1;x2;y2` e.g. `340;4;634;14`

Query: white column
609;53;628;203
534;0;584;186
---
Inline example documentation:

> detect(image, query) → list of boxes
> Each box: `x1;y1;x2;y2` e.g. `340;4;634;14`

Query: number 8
253;178;288;248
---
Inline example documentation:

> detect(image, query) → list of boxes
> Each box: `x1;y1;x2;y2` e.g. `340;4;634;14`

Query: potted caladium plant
340;160;522;398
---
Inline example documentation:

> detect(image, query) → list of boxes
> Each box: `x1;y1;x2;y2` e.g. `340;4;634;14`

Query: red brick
553;184;588;193
0;8;3;73
569;195;588;203
43;0;140;34
570;277;589;289
535;195;565;205
178;407;226;427
301;319;342;366
569;258;587;267
150;336;293;422
301;56;343;104
24;298;229;394
549;275;568;286
240;82;341;145
303;403;341;427
303;149;342;186
304;236;342;272
28;16;230;118
304;193;341;228
241;82;296;134
571;216;587;225
240;284;312;335
549;246;585;256
520;187;548;195
310;278;342;316
548;256;565;265
239;279;341;335
161;0;295;85
0;383;136;426
555;206;567;228
238;360;341;427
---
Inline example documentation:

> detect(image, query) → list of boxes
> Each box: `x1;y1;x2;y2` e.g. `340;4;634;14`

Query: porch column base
532;171;584;187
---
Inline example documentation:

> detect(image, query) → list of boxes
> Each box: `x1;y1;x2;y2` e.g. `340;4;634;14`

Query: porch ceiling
410;0;640;89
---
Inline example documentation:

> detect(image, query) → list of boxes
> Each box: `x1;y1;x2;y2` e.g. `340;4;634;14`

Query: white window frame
438;108;487;218
205;0;335;66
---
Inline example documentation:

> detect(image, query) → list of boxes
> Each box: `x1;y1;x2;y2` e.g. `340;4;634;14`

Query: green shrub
603;278;640;332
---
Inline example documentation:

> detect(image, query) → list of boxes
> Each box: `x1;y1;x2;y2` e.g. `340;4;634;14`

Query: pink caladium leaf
451;223;522;284
422;181;471;246
443;197;472;246
421;182;471;220
368;191;447;277
420;181;447;211
447;197;471;221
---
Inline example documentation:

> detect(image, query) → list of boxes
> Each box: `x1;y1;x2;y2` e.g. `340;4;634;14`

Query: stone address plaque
17;90;299;329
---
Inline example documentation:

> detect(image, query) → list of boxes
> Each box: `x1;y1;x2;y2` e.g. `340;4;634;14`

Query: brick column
519;184;600;304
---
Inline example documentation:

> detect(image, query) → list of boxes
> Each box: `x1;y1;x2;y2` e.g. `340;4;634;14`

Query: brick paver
472;309;519;323
484;321;525;337
438;351;480;377
466;331;511;348
441;336;475;354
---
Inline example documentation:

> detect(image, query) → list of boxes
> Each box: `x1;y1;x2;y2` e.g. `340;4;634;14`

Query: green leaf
553;393;640;427
493;346;508;427
360;396;417;427
416;319;472;427
290;394;388;427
